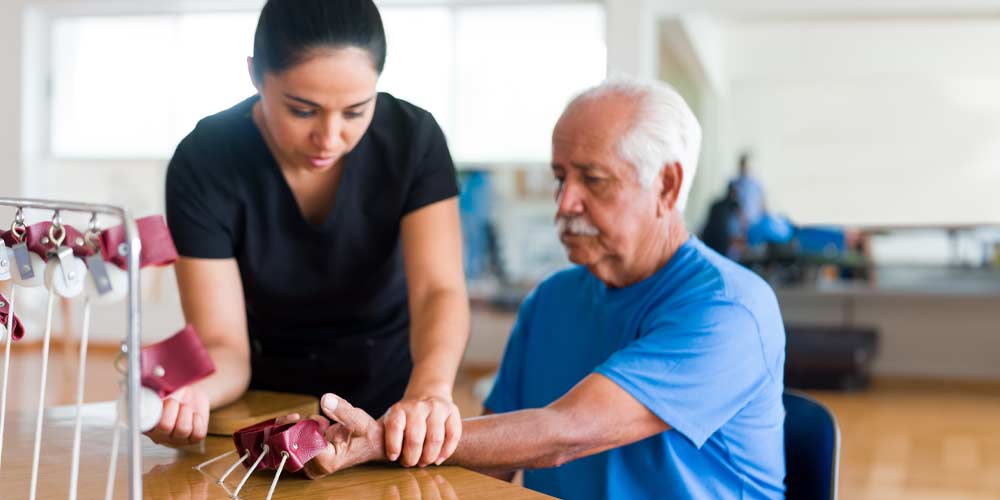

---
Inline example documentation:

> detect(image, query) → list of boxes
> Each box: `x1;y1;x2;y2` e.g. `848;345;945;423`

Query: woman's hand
382;392;462;467
145;385;210;446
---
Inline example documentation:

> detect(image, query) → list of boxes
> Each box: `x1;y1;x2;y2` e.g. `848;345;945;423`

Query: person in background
284;77;787;500
732;152;766;230
701;181;743;258
158;0;469;470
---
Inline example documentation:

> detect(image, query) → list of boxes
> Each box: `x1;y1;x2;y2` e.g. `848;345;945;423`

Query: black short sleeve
402;114;459;215
165;137;238;259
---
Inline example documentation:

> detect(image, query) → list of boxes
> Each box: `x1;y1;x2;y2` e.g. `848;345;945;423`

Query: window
46;3;606;163
50;13;259;158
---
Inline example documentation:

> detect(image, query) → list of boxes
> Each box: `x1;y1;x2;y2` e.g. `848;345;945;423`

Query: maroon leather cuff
0;293;25;341
100;215;178;270
2;223;96;260
233;418;327;472
140;324;215;398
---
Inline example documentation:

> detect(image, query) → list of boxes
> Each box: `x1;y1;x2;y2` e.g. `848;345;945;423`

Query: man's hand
382;393;462;467
290;393;386;479
145;385;210;446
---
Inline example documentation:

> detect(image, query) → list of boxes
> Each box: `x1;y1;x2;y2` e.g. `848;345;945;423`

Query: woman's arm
384;197;470;467
145;257;252;446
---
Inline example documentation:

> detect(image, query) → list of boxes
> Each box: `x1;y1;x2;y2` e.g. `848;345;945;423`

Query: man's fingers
309;414;331;434
437;408;462;465
383;408;406;462
303;443;337;480
321;393;375;432
419;409;448;467
275;413;301;425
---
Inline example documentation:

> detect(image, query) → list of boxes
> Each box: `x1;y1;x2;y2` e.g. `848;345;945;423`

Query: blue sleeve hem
595;366;712;449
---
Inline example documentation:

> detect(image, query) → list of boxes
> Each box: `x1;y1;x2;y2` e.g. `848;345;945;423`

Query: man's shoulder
654;239;780;322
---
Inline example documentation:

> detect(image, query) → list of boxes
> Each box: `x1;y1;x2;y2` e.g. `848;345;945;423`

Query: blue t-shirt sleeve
483;290;538;414
595;300;769;448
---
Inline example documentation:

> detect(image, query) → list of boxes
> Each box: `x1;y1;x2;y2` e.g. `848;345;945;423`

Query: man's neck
603;212;690;288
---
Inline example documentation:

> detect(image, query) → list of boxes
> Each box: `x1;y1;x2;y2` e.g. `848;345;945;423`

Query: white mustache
556;215;599;237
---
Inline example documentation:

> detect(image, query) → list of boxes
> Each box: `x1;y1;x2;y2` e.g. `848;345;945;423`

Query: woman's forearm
198;345;251;409
406;288;469;397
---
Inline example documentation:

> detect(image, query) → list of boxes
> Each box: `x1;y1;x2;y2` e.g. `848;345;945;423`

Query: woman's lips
306;155;336;169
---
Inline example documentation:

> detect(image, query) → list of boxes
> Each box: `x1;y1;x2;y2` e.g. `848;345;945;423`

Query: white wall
722;18;1000;226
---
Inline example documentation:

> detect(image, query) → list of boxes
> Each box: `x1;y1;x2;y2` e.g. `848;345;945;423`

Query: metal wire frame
0;197;143;499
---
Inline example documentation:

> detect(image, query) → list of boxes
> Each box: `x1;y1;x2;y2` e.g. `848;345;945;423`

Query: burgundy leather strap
2;223;94;260
140;324;216;398
267;419;327;472
100;215;178;270
0;292;25;341
233;418;327;472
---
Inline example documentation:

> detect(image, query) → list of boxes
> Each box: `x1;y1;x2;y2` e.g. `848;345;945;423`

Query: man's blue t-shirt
484;237;786;500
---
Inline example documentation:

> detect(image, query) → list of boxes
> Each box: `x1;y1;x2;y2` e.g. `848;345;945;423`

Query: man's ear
247;56;261;91
656;161;684;217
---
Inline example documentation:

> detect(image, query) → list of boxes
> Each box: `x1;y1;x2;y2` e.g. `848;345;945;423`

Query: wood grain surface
207;391;319;436
0;404;555;499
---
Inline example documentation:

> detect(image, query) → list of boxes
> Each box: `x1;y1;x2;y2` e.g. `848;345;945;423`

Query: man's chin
562;244;599;267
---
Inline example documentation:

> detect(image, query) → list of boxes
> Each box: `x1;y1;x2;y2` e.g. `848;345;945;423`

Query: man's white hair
567;76;702;211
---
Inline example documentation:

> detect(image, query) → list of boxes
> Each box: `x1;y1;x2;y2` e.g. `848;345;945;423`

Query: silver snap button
118;243;129;256
74;237;84;246
153;366;165;377
41;237;49;245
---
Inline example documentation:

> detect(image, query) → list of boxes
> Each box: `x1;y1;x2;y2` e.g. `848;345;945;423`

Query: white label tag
0;241;10;281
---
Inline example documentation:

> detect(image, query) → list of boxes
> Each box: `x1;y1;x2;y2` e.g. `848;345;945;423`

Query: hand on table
145;385;210;446
382;393;462;467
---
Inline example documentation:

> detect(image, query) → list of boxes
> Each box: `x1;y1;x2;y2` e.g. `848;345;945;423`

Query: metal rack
0;197;144;499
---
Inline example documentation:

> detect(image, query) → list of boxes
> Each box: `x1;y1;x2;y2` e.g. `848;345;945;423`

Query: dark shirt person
156;0;469;469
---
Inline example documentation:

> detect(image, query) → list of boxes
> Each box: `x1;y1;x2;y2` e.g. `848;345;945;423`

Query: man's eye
344;111;364;120
584;176;604;184
290;107;315;118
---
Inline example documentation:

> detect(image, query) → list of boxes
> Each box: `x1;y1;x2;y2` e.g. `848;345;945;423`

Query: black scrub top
165;93;459;417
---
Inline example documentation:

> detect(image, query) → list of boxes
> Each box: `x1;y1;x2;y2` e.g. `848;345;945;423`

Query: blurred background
1;0;999;498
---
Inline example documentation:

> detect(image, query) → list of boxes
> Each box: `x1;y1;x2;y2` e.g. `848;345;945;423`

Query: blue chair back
784;390;840;500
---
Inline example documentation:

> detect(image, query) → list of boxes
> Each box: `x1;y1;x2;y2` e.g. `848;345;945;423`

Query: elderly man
289;77;787;499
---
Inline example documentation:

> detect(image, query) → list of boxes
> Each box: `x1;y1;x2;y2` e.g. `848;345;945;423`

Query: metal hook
9;207;26;242
48;210;66;248
85;213;102;249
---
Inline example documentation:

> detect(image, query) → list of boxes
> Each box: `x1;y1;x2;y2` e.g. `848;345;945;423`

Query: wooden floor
2;342;1000;499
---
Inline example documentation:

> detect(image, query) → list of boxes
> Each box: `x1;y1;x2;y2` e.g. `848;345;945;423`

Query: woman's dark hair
252;0;386;83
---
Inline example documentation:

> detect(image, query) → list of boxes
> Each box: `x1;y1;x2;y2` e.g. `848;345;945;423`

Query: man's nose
556;180;585;216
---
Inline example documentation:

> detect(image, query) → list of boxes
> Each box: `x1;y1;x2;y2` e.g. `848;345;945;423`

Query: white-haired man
287;77;787;499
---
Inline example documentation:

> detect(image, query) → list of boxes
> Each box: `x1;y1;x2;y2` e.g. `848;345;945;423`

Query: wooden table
0;403;554;499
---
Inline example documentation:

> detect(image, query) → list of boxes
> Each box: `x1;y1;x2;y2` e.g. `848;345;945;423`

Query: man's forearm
442;408;582;473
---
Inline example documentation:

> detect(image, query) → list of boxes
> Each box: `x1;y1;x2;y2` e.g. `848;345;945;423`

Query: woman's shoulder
369;92;443;146
170;96;259;176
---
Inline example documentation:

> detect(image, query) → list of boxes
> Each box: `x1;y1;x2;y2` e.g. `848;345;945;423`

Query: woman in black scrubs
157;0;469;469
